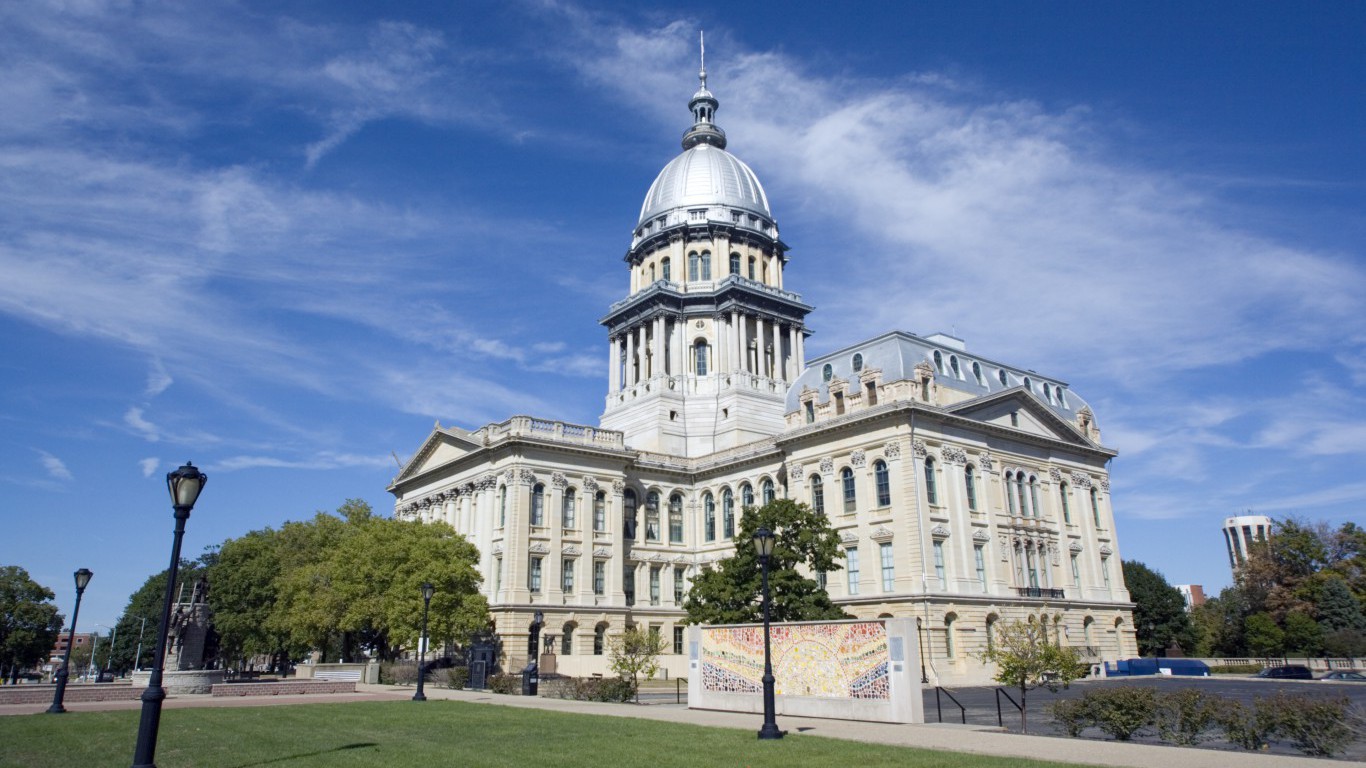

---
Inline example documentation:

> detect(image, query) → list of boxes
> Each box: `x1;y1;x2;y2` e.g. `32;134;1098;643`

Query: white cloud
145;359;172;397
37;449;73;480
139;457;159;477
124;407;160;442
212;451;394;473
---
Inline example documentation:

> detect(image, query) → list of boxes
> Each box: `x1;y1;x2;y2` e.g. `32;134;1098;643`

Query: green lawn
0;700;1088;768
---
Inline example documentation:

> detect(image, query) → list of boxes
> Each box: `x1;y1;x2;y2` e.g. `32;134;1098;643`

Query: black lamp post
131;461;206;768
47;568;93;714
413;582;435;702
752;527;782;740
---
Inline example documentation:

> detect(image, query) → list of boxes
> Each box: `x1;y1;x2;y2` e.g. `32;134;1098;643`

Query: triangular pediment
391;425;483;484
944;388;1100;450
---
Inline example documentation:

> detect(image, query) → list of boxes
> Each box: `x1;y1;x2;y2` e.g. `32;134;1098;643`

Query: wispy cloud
139;457;159;478
124;407;160;442
37;449;73;480
212;452;395;473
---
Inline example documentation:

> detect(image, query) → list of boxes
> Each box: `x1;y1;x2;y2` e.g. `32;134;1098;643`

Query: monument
132;576;225;694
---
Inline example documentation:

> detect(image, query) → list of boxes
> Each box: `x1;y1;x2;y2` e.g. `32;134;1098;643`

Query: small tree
608;625;667;703
980;616;1087;732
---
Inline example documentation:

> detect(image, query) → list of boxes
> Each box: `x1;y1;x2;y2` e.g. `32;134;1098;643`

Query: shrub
443;667;469;690
488;674;520;694
1153;688;1219;746
1050;697;1094;738
1207;664;1261;675
1087;686;1158;741
1217;698;1280;751
1266;693;1353;757
540;675;635;702
381;662;417;686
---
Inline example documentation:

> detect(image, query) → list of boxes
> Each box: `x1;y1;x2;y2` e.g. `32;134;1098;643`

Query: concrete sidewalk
0;682;1335;768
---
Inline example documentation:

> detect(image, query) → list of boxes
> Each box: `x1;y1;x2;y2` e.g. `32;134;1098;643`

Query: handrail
676;676;687;704
934;686;966;724
995;687;1022;728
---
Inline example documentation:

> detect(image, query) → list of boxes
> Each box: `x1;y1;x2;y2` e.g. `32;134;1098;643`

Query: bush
1088;686;1158;741
1050;697;1094;738
1207;664;1261;675
1218;698;1282;751
488;674;520;694
1153;688;1219;746
1266;693;1352;757
540;675;635;702
380;662;417;686
442;667;469;690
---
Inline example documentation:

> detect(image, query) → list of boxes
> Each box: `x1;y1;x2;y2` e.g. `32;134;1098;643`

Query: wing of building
388;62;1137;684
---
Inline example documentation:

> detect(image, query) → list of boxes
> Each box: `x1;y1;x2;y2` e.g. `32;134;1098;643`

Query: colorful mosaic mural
700;621;891;700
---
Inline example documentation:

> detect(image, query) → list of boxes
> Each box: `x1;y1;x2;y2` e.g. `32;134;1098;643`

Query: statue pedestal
131;669;225;695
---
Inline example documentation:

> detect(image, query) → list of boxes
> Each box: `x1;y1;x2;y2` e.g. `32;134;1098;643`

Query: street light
752;527;782;740
131;460;206;768
97;623;119;678
47;568;93;714
413;582;435;702
133;616;149;671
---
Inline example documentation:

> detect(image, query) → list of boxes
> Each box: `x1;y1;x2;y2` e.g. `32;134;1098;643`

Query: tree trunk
1020;683;1028;733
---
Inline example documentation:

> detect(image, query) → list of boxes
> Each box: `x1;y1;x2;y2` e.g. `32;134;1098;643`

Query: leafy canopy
0;565;62;679
980;615;1088;732
683;499;848;625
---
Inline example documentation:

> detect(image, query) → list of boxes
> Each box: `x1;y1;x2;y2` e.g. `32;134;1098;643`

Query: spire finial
699;30;707;88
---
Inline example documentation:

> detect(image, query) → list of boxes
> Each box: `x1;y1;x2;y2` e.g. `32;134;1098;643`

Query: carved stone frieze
819;456;834;475
999;534;1011;560
940;445;967;465
611;479;625;494
491;543;503;555
788;462;804;481
582;476;598;492
1069;541;1083;552
592;547;612;558
518;468;538;486
529;542;550;554
930;525;951;539
1049;468;1062;483
972;530;990;542
850;450;867;469
883;441;901;460
912;439;928;459
870;526;894;542
1070;472;1092;489
476;473;497;491
1099;544;1113;556
979;452;994;472
562;545;582;556
840;531;859;544
1100;476;1110;492
551;471;568;490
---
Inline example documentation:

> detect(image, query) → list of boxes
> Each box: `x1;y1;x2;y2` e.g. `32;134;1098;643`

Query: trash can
521;663;538;696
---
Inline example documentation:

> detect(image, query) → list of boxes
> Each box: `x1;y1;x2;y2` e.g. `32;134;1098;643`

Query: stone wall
211;681;356;697
0;683;142;705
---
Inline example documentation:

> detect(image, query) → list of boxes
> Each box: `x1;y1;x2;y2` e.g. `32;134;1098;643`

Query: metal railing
995;687;1022;729
1015;587;1066;599
934;686;966;724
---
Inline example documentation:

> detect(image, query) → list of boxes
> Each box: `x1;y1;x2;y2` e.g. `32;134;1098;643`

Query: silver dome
637;144;771;227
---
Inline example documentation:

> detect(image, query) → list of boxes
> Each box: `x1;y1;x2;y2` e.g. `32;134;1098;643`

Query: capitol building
388;62;1137;684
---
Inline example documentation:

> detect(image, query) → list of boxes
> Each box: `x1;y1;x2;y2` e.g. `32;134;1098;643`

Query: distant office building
1223;514;1271;573
1174;584;1205;611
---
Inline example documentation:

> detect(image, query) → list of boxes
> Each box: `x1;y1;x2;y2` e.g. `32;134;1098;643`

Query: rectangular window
804;400;814;423
528;557;542;593
594;628;604;655
865;381;877;405
649;566;661;605
561;558;574;592
1102;557;1112;590
974;544;987;592
834;391;845;415
673;566;685;604
933;540;947;590
673;626;685;655
879;542;895;592
846;547;860;596
1071;553;1081;588
494;556;503;595
562;491;576;529
669;504;683;544
593;492;606;532
624;568;635;605
1027;548;1039;588
593;561;606;596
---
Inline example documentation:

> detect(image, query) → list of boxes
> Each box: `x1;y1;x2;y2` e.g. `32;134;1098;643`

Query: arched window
1015;473;1028;517
852;353;864;372
965;465;978;511
1023;376;1033;392
740;483;754;508
1005;472;1018;515
499;485;507;527
748;256;756;280
645;491;660;541
729;252;740;274
703;493;716;541
874;460;891;507
699;251;711;280
1028;477;1040;520
694;340;709;376
1083;617;1095;647
1091;487;1101;526
810;474;825;516
593;623;608;655
924;457;938;505
841;467;857;513
761;478;775;504
688;251;699;281
668;493;684;543
973;361;984;386
531;483;545;526
933;350;944;373
661;256;671;282
623;489;638;539
1043;382;1053;403
562;622;576;655
986;614;999;653
1058;482;1071;524
722;489;735;539
649;264;655;283
944;614;957;658
998;369;1008;387
562;487;576;528
950;355;961;378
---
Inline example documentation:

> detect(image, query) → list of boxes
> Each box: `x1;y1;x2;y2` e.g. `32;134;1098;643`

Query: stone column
738;314;750;373
728;311;740;372
653;316;665;379
787;325;798;381
609;336;620;392
796;330;806;372
624;329;635;387
771;319;782;381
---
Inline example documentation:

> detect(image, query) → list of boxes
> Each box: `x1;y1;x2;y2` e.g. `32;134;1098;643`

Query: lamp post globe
752;527;782;740
131;460;205;768
46;568;93;714
413;582;435;702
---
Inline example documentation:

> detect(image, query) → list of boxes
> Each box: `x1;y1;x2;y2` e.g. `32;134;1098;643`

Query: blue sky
2;1;1363;631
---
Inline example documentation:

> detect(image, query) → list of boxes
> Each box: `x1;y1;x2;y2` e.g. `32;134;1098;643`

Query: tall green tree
1281;611;1323;655
1317;577;1365;632
0;566;62;683
109;559;206;673
1122;560;1196;656
684;499;848;625
1244;612;1284;656
609;625;667;703
207;528;306;671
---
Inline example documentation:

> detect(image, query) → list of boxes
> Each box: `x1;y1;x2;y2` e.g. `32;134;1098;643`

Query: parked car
1254;664;1313;680
1318;670;1366;682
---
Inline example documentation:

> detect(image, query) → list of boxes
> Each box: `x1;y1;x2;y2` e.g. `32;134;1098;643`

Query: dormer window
973;361;985;386
950;355;961;379
933;350;944;373
852;353;864;372
822;364;833;382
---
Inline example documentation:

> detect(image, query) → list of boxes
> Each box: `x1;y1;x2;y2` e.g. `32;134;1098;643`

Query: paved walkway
0;682;1334;768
